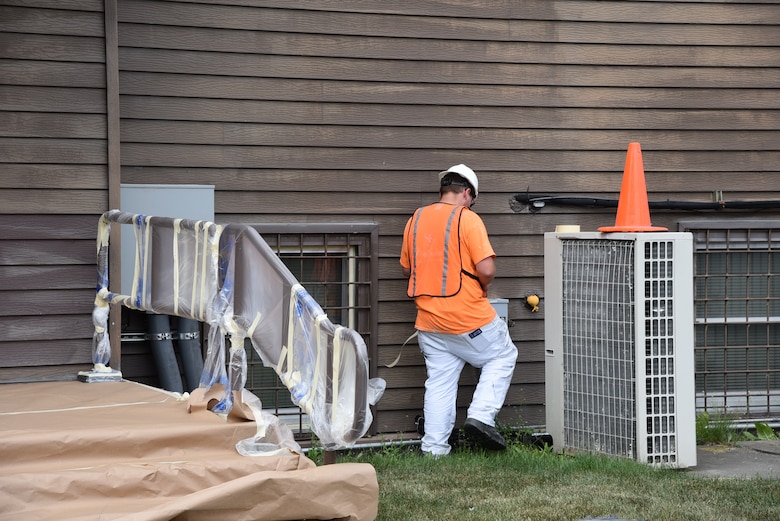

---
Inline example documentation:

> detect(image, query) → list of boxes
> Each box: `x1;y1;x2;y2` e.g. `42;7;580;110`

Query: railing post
323;450;337;465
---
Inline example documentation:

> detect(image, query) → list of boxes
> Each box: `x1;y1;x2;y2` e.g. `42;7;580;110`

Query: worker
400;164;518;457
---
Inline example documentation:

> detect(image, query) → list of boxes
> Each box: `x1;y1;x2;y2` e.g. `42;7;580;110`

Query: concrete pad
688;441;780;479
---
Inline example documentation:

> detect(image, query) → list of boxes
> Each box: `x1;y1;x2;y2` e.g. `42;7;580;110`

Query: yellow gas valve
525;294;540;312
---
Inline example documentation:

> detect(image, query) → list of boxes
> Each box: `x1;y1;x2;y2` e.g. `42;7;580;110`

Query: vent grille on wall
544;232;697;468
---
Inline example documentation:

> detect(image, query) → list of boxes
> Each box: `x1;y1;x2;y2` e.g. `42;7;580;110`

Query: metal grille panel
641;240;679;464
243;225;376;439
559;238;684;464
561;239;636;458
681;224;780;418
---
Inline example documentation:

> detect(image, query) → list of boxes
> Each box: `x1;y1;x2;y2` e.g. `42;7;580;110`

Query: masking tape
283;285;304;383
204;225;222;320
173;219;182;315
130;215;142;305
331;326;343;426
244;392;267;440
246;311;262;338
96;214;111;253
131;215;153;310
276;345;288;380
385;330;419;368
197;222;209;320
190;221;201;318
299;313;326;414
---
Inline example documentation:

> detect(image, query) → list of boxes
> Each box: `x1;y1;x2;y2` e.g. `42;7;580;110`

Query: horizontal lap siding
0;2;107;382
115;0;780;433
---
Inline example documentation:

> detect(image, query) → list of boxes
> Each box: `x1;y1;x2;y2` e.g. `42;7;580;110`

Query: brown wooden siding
2;0;779;435
113;0;780;432
0;1;108;382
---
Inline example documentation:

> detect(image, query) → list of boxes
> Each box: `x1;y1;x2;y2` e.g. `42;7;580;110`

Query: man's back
400;202;496;334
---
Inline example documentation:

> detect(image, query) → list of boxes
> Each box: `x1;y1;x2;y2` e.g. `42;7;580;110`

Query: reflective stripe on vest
407;204;468;298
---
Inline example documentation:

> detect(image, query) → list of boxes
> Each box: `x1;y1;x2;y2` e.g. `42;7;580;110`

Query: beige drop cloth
0;381;377;521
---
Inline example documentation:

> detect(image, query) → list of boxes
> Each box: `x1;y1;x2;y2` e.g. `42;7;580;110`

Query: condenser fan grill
561;239;638;459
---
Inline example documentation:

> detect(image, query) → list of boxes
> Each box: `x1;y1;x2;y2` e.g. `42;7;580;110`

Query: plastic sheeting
91;210;385;450
0;381;379;521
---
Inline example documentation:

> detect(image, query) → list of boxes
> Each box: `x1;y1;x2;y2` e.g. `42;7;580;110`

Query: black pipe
147;313;184;393
511;193;780;212
177;318;204;392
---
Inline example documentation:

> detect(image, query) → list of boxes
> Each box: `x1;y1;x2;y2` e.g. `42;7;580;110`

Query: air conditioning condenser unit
544;231;697;468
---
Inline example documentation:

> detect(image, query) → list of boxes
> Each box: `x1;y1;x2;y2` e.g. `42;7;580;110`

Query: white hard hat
438;164;479;199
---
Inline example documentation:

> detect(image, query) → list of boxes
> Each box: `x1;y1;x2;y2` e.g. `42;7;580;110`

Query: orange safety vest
405;204;480;298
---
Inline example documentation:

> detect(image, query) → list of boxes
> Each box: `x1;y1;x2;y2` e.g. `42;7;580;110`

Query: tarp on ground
0;381;378;521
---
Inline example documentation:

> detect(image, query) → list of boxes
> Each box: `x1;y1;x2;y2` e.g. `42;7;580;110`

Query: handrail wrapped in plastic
90;210;385;449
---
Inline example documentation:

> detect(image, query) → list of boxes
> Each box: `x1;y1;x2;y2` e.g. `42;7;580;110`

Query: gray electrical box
119;184;215;294
489;298;509;323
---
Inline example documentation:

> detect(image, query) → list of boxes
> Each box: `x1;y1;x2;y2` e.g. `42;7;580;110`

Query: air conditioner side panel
543;233;565;452
673;235;697;468
635;234;697;469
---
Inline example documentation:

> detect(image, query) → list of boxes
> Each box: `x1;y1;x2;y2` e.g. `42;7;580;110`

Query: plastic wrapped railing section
91;210;385;449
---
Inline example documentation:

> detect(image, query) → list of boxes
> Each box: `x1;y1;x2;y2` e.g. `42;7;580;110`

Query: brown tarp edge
0;381;378;521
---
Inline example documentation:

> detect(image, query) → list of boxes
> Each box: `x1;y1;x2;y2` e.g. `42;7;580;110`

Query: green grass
330;441;780;521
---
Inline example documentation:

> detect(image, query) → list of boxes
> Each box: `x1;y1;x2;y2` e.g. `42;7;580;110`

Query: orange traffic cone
598;142;668;232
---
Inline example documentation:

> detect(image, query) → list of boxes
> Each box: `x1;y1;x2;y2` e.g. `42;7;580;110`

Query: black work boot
463;418;507;451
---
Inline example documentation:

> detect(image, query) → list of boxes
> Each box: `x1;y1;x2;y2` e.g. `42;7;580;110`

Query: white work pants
418;315;518;456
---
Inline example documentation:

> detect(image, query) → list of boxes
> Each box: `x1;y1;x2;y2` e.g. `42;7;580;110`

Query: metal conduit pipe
177;318;204;392
304;432;554;454
147;313;184;393
304;439;422;454
511;194;780;212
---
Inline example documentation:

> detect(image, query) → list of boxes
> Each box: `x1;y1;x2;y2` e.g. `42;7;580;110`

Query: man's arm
475;256;495;293
400;216;413;279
